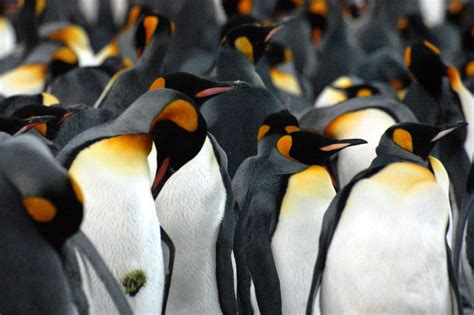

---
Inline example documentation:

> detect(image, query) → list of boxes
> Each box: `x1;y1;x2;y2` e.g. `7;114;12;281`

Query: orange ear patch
144;16;159;46
423;41;441;55
238;0;253;15
23;197;57;223
235;36;254;63
285;125;300;133
151;99;198;132
404;47;412;67
149;77;166;91
393;128;413;152
277;135;294;159
309;0;328;15
257;124;270;141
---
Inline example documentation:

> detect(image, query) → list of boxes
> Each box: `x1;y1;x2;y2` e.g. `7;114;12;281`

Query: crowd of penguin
2;0;474;314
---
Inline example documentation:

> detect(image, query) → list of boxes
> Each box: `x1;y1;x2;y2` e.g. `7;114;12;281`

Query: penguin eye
234;36;254;63
392;128;413;152
257;124;270;141
149;77;166;91
276;135;294;159
23;197;57;223
151;99;198;133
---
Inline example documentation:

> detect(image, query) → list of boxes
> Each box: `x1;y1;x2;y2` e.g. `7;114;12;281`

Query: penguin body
300;96;417;186
156;134;236;314
307;122;464;315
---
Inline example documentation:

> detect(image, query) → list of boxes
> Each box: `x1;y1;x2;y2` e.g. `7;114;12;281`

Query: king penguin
0;134;83;314
307;121;466;315
152;96;237;313
56;89;204;314
235;130;366;314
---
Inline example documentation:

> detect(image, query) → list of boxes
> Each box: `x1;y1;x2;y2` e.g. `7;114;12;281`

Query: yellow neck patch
356;88;372;97
149;77;166;91
69;134;152;176
277;135;293;159
23;196;57;223
447;66;462;92
144;16;159;46
370;162;435;193
151;99;198;132
235;36;254;63
49;26;90;50
392;128;413;152
257;124;270;141
52;47;78;64
269;68;303;96
42;92;59;106
69;175;84;204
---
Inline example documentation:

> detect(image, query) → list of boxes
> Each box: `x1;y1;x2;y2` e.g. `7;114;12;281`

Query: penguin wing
208;133;238;314
245;190;283;315
306;166;384;314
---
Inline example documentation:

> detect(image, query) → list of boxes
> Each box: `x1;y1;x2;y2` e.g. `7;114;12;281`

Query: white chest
321;163;453;314
271;166;335;314
155;137;227;314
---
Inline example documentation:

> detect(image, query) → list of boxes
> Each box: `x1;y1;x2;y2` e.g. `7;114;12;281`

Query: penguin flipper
246;192;282;315
306;166;384;315
208;133;238;314
160;227;175;315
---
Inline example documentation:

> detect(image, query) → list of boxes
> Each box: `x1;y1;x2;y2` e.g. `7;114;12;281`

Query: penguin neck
19;0;40;53
217;48;265;88
134;36;170;75
267;148;308;175
371;136;430;169
258;133;283;156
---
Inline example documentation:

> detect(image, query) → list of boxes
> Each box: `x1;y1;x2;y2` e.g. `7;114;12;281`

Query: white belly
325;109;396;187
272;166;335;315
156;137;227;314
321;163;453;314
69;135;164;314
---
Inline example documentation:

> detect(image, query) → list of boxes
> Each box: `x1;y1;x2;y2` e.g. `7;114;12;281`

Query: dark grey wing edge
306;166;384;315
209;133;238;315
69;231;133;315
446;222;465;315
160;227;175;315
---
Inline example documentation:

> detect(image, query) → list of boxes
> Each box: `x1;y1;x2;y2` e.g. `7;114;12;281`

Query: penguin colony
2;0;474;314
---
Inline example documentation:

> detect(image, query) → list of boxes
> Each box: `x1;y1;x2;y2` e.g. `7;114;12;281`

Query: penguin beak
320;138;367;152
430;121;468;142
263;16;293;43
152;156;172;198
13;115;56;136
194;80;250;98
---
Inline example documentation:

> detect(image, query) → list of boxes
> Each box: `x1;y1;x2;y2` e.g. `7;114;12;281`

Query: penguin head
18;0;46;16
257;110;300;141
142;90;207;196
341;0;368;19
220;14;259;41
0;135;83;249
149;72;250;106
274;0;305;16
0;115;55;136
265;42;294;67
12;104;80;139
134;13;174;59
276;130;367;165
404;41;446;95
222;0;254;17
47;47;79;84
220;20;287;64
333;84;381;99
306;0;329;47
384;122;467;159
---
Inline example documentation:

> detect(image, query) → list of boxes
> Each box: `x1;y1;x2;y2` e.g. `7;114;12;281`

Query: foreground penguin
0;134;83;313
152;96;237;313
57;89;205;313
236;129;366;314
307;122;465;315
